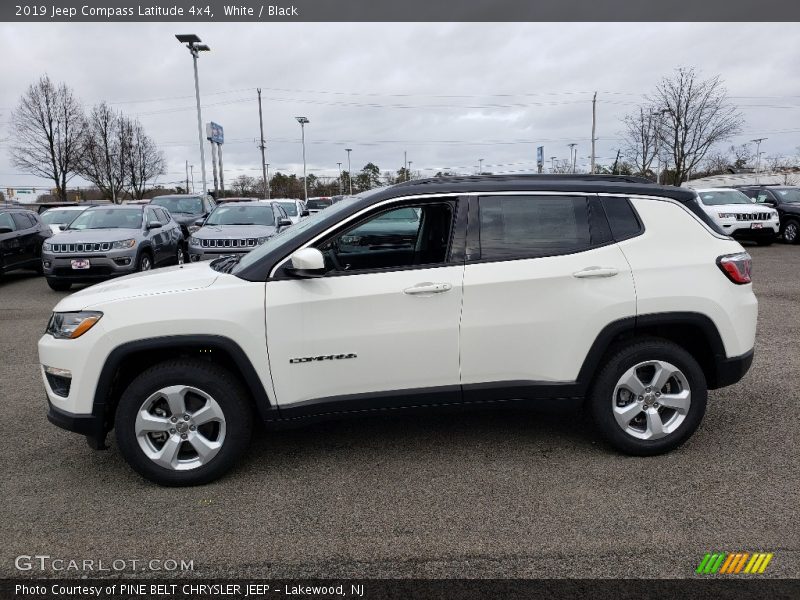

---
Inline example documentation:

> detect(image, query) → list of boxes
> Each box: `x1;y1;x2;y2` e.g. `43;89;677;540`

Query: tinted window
698;190;753;205
0;212;16;231
68;209;143;230
155;208;170;223
775;188;800;203
151;196;203;214
277;201;298;216
602;198;642;240
12;213;33;230
307;198;332;210
478;196;591;260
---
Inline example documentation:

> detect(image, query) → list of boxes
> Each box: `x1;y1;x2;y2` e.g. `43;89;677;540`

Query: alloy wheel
785;222;798;243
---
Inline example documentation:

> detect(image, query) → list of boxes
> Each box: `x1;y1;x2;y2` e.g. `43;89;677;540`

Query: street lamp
751;138;767;184
176;34;210;195
295;116;309;202
337;162;343;195
408;161;413;180
567;143;577;173
345;148;353;195
478;158;484;175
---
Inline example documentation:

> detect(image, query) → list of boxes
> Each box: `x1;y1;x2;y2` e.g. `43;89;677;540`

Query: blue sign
206;122;224;144
536;146;544;167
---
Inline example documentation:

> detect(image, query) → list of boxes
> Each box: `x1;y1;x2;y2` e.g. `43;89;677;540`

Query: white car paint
694;188;780;239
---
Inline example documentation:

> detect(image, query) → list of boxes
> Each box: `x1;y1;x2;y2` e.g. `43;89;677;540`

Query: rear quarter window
601;198;643;240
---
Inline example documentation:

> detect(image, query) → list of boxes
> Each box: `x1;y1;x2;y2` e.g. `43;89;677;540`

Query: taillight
717;252;752;284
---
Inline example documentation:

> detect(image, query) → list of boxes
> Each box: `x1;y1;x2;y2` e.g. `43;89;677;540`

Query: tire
115;359;253;486
176;245;185;266
47;278;71;291
782;219;799;244
136;250;153;272
589;337;707;456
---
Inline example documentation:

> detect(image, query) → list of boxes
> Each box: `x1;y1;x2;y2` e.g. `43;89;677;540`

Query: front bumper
47;399;107;448
42;250;138;281
720;221;779;240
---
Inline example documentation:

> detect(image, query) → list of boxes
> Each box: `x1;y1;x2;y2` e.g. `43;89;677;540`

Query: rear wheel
783;219;799;244
46;279;71;291
115;360;253;486
589;338;707;455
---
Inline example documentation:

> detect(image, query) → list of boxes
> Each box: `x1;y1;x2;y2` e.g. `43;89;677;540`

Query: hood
53;261;220;312
701;203;777;214
171;213;203;225
48;228;142;243
193;224;277;239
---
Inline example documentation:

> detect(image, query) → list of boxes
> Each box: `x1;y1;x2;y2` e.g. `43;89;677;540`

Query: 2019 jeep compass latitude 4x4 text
39;176;757;486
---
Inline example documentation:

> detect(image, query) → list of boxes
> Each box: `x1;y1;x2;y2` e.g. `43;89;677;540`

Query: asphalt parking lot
1;244;797;579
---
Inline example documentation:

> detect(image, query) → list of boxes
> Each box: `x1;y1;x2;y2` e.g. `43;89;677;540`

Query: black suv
0;208;51;277
150;194;217;252
736;185;800;244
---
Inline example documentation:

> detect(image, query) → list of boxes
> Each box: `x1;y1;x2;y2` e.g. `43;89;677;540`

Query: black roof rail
393;174;653;187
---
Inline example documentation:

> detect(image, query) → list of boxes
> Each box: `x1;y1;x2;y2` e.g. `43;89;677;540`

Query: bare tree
702;151;732;176
10;75;84;201
729;143;752;169
125;119;165;199
622;106;659;176
649;67;743;185
78;102;130;203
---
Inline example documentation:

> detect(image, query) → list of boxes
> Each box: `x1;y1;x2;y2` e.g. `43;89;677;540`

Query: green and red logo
696;552;774;574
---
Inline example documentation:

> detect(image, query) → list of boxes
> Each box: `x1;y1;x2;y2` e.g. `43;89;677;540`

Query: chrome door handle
573;266;619;279
403;282;452;295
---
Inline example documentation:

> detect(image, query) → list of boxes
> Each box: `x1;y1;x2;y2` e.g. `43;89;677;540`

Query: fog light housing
114;257;132;266
43;261;51;268
43;365;72;397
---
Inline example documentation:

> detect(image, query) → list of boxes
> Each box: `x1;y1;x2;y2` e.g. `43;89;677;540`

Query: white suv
39;175;758;486
694;188;780;245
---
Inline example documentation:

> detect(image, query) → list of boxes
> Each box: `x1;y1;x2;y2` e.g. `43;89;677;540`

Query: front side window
277;201;298;216
206;205;275;226
478;196;591;260
317;203;452;273
68;209;143;230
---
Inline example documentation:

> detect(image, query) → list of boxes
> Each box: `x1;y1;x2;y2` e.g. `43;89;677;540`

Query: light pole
337;162;343;195
265;163;270;198
550;156;557;172
408;161;413;180
176;34;210;195
345;148;353;195
190;164;195;192
567;143;577;173
295;116;309;202
751;138;767;184
478;158;484;175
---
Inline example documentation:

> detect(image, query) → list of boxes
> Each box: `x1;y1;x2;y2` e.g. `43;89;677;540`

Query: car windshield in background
698;191;753;206
41;209;82;225
306;199;332;210
206;205;275;226
151;196;203;214
68;209;142;230
776;188;800;203
277;202;298;216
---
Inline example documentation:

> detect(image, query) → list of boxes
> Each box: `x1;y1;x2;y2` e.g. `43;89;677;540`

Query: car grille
49;242;112;253
199;238;258;249
735;213;772;222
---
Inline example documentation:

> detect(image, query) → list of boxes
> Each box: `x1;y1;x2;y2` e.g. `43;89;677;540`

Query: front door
265;199;465;412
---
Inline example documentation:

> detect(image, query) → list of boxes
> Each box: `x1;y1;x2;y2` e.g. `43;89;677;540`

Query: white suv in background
39;175;757;486
694;188;780;245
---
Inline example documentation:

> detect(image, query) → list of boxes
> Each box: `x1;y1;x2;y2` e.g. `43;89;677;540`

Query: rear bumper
713;348;754;389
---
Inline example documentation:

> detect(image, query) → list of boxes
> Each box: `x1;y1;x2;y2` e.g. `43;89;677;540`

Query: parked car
736;185;800;244
40;205;92;234
0;208;51;277
188;201;292;262
149;193;216;242
39;174;757;486
41;204;184;291
274;199;309;225
305;196;333;215
694;188;779;245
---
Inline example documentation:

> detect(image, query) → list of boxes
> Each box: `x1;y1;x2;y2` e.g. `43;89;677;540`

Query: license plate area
71;259;90;269
751;222;763;229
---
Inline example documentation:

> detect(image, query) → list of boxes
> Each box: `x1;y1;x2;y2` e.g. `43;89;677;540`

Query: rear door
0;211;21;268
459;193;636;396
11;212;37;265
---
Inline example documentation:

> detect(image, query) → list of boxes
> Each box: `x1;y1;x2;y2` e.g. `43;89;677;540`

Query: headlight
188;225;201;234
718;213;735;219
112;239;136;249
46;311;103;340
43;242;52;251
189;236;201;247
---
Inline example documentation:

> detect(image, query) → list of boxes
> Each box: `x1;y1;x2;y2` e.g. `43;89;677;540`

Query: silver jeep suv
42;204;184;291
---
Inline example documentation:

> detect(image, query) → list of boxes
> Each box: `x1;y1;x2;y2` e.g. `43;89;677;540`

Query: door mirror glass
288;247;326;278
194;218;205;227
301;209;310;217
147;221;163;229
278;218;292;227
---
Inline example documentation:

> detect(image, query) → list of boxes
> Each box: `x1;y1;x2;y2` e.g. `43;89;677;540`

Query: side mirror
147;221;163;230
301;210;310;217
194;218;205;227
58;224;66;231
278;218;292;228
0;226;13;234
286;247;325;278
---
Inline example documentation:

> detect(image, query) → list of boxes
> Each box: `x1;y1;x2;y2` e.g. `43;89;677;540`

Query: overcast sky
1;22;798;193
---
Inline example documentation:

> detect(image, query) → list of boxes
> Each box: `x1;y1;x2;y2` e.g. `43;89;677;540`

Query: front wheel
783;219;799;244
115;360;253;486
589;338;707;456
136;251;153;272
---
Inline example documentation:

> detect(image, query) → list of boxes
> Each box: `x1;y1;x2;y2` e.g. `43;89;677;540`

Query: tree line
10;75;165;202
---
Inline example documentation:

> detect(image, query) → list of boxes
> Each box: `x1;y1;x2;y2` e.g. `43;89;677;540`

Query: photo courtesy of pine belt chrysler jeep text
38;175;757;486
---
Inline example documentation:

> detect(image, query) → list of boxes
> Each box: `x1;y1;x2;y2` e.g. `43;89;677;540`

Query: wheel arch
94;335;275;438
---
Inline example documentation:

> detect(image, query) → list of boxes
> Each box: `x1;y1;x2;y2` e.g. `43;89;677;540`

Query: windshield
206;205;275;226
232;198;358;274
277;202;298;216
306;198;332;210
68;208;142;230
698;190;753;206
41;209;84;225
775;188;800;203
151;195;203;214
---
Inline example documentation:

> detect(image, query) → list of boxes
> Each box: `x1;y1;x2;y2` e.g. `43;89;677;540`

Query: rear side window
478;196;591;260
12;213;33;230
602;198;642;240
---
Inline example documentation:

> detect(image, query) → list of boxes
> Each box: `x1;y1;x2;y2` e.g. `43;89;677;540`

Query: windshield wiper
210;254;242;273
